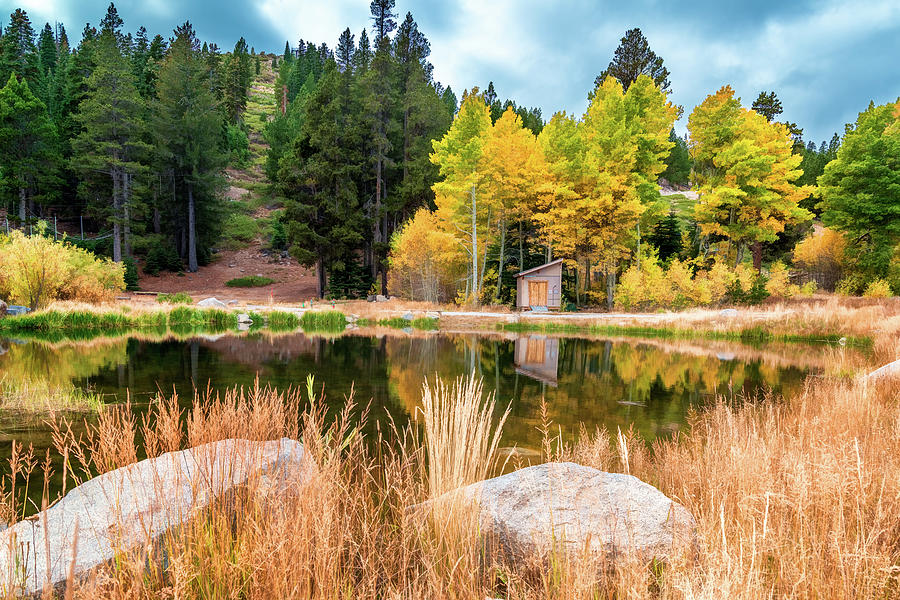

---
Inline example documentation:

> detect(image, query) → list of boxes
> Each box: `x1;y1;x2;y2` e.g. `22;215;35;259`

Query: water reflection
0;330;846;452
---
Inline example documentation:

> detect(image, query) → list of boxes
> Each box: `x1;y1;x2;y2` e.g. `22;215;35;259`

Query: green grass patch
495;321;872;348
299;310;345;333
226;275;275;288
267;310;301;331
157;292;193;304
377;317;439;330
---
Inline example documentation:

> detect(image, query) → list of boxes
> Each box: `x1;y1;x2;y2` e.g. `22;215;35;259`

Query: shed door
529;280;548;306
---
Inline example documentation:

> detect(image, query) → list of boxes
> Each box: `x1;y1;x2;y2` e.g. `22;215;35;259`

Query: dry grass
0;371;898;598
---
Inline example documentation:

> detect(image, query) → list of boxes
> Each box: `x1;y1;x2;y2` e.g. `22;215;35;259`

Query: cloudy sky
6;0;899;143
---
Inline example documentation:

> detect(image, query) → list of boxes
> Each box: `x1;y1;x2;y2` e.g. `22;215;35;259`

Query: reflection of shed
514;335;559;386
515;259;563;310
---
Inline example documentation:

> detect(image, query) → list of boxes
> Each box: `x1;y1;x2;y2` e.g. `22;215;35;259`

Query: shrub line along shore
0;300;888;349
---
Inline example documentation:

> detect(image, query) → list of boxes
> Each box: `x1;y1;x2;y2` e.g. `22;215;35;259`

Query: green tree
153;22;226;272
71;30;148;262
222;37;252;123
0;9;39;85
688;86;812;269
0;73;59;221
662;129;691;185
751;91;783;122
277;60;366;297
819;100;900;283
595;28;670;93
648;211;682;261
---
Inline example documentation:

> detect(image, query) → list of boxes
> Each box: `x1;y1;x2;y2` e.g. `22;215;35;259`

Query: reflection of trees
386;336;810;451
0;339;129;388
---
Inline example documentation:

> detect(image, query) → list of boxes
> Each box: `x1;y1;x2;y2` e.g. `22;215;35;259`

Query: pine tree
71;30;148;262
648;211;682;261
595;28;670;93
153;22;226;272
0;73;59;221
99;2;125;48
752;91;783;122
0;9;39;85
278;60;366;297
37;23;56;77
222;37;251;123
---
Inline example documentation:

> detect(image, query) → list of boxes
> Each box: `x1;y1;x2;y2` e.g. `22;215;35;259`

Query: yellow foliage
388;208;466;303
765;261;800;298
863;279;893;298
0;226;125;309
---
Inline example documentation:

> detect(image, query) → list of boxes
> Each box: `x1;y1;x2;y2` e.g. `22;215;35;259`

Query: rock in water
421;462;695;566
197;297;227;309
0;438;313;595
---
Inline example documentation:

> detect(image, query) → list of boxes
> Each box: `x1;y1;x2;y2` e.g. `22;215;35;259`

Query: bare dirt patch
136;242;317;303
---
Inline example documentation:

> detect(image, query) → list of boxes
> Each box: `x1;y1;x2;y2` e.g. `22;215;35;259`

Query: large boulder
197;297;228;309
420;462;695;567
0;438;313;595
865;359;900;381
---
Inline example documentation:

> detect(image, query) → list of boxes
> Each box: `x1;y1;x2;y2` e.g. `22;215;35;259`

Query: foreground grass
1;370;896;598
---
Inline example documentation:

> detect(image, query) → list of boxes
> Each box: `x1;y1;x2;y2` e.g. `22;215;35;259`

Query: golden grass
0;371;898;598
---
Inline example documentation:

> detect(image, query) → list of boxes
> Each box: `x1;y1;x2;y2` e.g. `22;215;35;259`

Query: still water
0;329;823;453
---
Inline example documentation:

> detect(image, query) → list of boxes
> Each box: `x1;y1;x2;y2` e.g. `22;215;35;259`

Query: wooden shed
515;259;563;310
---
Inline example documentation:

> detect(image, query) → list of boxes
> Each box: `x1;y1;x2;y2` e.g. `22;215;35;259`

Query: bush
0;225;125;309
226;275;274;288
157;292;193;304
123;257;140;291
835;274;867;296
226;123;250;166
764;261;800;298
144;240;183;276
268;218;287;251
792;228;846;291
863;279;893;298
220;213;257;250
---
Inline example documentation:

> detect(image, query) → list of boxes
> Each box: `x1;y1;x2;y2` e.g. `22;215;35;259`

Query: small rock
227;300;239;306
197;297;227;309
228;263;236;268
367;295;376;302
375;295;388;302
237;313;252;324
425;311;440;319
402;312;414;321
865;359;900;381
719;308;739;317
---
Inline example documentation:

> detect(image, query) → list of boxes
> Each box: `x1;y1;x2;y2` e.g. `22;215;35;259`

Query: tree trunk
373;157;383;281
636;222;641;271
112;169;122;263
470;184;479;304
606;267;616;311
495;218;507;302
187;182;198;272
316;257;326;298
123;172;132;258
584;256;591;291
18;188;26;222
752;241;762;272
735;243;745;267
518;220;524;271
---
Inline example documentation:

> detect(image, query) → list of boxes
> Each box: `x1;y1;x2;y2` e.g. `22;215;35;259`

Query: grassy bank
3;371;896;598
299;310;345;333
497;320;874;348
358;316;440;330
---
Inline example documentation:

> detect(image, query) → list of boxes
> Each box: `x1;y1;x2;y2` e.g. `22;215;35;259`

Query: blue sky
5;0;899;144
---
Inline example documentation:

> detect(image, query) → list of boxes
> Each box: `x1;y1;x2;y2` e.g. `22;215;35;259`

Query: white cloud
256;0;365;47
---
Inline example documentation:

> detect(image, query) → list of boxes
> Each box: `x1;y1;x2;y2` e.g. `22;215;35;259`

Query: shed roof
515;258;564;278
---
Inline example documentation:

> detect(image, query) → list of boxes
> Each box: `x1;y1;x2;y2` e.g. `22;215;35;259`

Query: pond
1;328;841;454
